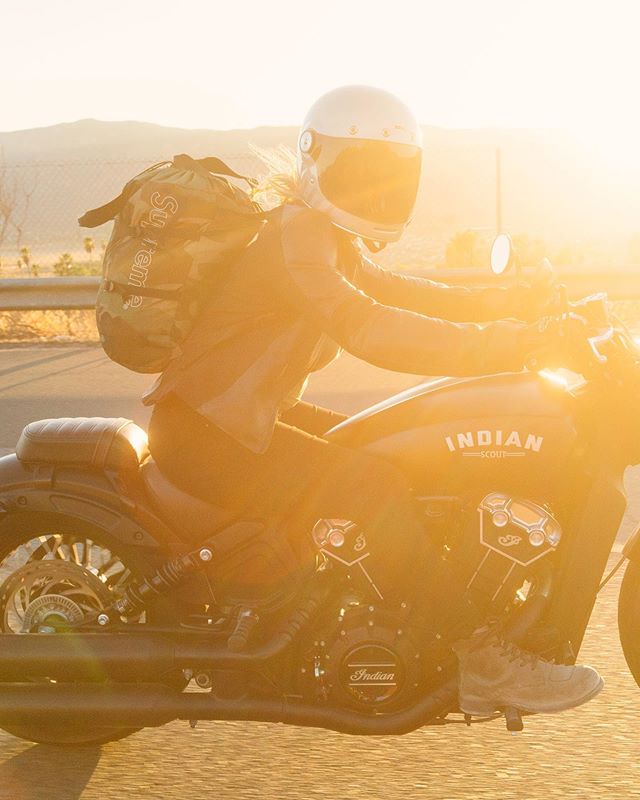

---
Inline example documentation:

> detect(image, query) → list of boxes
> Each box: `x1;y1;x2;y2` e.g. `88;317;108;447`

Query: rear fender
0;453;176;553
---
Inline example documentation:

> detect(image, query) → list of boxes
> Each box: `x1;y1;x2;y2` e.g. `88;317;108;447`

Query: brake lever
557;284;569;316
587;326;615;364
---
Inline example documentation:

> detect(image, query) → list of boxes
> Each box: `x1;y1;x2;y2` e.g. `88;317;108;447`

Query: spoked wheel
0;517;182;746
0;531;136;633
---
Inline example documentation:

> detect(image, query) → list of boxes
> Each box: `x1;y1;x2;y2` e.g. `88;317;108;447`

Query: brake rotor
1;559;112;633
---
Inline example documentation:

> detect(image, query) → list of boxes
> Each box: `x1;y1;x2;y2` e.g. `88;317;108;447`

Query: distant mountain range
1;119;638;268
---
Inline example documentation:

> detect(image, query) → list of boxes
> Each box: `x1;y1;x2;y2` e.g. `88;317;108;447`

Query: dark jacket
143;203;539;453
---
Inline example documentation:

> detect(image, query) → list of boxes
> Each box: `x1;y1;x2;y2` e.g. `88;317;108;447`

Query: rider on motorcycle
145;85;603;716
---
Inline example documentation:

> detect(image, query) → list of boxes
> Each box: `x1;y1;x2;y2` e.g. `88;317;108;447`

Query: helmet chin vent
363;240;386;253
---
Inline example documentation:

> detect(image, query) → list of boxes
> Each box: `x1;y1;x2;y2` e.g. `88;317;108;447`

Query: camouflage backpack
79;154;267;373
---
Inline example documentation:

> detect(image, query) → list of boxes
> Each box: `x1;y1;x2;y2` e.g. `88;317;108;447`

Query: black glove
524;312;589;371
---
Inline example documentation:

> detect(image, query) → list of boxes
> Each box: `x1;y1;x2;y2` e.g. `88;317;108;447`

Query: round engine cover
321;606;423;712
338;642;405;706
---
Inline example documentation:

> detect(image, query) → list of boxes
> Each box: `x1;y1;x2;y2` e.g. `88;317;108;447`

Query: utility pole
496;147;502;235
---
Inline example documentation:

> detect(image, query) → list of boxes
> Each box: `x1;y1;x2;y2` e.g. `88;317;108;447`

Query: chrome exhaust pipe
0;680;457;736
0;588;328;682
0;630;314;681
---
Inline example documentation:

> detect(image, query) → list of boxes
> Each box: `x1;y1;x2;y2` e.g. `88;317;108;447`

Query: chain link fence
0;154;269;276
1;149;638;280
1;153;640;340
0;153;451;278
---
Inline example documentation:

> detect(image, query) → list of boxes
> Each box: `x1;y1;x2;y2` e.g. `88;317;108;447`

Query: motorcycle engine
430;491;563;621
300;493;562;710
311;492;562;636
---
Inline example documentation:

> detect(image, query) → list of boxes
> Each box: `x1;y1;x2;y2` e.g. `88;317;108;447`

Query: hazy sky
1;0;639;147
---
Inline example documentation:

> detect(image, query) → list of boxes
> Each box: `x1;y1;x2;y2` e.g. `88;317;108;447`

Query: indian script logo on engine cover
444;430;544;459
349;667;397;684
339;643;405;706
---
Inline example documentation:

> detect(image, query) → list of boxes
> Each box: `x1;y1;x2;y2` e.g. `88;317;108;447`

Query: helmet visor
313;135;422;227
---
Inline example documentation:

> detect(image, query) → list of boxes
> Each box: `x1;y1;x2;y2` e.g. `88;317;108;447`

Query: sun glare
574;123;640;175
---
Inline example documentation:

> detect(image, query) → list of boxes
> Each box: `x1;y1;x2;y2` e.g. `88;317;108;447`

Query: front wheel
0;514;183;746
617;559;640;687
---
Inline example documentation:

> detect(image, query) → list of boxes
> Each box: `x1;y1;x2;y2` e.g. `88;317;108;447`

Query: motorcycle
0;235;638;746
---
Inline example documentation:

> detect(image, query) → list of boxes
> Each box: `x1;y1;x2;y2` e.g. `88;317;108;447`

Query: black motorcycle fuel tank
327;371;578;497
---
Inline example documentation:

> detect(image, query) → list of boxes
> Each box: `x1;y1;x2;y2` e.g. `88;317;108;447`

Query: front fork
543;464;627;657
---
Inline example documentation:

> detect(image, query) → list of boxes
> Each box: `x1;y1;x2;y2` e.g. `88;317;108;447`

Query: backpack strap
78;192;129;228
79;155;258;229
78;160;170;228
172;153;257;187
103;280;182;301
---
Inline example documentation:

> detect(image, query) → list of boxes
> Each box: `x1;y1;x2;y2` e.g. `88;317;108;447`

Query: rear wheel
0;516;182;746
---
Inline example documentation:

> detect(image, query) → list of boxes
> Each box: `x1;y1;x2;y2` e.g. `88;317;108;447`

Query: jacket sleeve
280;208;539;376
355;254;525;322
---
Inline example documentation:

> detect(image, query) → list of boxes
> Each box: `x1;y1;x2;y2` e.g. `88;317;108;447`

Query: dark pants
149;395;428;599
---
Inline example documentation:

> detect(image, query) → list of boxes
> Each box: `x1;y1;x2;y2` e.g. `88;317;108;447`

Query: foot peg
504;706;524;733
461;707;524;732
227;608;260;652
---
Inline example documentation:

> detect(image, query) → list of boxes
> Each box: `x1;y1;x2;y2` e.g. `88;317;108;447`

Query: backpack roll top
82;154;269;374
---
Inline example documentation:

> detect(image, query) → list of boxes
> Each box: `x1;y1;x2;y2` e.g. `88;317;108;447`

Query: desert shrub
19;247;31;272
445;230;484;268
53;252;74;276
83;236;95;260
53;253;101;276
511;234;547;268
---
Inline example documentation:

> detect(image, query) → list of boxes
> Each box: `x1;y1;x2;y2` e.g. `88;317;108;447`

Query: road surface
0;345;639;800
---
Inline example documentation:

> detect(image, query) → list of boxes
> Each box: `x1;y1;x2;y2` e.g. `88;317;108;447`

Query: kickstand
504;706;524;733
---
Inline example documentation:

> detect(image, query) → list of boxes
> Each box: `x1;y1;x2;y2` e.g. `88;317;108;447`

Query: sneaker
453;625;604;716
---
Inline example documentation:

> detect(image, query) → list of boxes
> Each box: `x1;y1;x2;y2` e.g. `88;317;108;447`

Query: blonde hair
250;143;301;208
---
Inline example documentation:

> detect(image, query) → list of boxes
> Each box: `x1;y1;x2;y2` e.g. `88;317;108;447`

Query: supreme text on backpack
79;154;267;373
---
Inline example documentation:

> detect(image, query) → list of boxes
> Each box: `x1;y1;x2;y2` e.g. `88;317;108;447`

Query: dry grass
0;310;98;342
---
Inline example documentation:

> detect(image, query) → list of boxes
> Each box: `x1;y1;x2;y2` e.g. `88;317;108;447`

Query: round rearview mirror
490;233;513;276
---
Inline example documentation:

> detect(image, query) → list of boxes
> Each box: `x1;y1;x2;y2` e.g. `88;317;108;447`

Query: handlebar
560;292;622;371
570;293;640;371
518;256;637;376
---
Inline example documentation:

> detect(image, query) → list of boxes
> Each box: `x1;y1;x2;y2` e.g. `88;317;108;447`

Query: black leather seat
140;459;238;541
16;417;242;542
16;417;149;471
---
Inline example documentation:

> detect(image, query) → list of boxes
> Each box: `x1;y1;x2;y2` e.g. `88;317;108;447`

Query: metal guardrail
429;269;640;301
0;277;101;311
0;270;639;311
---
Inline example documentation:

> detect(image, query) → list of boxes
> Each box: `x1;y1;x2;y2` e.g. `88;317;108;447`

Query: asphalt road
0;343;424;442
0;345;639;800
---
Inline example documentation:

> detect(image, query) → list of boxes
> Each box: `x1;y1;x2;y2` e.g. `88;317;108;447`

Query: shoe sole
517;676;605;715
460;677;604;717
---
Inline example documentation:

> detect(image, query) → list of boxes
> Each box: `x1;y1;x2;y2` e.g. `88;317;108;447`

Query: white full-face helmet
297;85;423;243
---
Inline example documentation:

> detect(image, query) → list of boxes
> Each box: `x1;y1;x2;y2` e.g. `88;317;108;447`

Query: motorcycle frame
0;393;633;656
